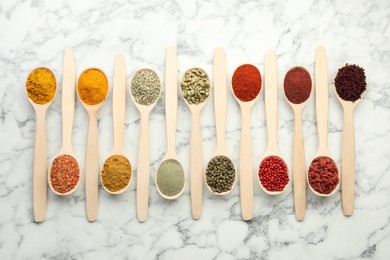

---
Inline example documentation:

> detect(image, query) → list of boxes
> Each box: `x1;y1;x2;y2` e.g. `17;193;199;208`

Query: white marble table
0;0;389;259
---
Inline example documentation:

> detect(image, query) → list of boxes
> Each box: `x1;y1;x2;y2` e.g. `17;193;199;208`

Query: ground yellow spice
26;67;56;104
78;68;108;105
101;155;132;192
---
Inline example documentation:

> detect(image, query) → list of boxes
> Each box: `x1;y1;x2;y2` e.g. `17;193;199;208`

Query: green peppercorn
206;156;235;193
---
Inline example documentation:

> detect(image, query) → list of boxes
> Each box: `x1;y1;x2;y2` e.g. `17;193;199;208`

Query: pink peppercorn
259;156;289;192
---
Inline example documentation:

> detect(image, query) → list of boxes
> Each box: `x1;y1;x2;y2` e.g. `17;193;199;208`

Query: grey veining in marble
0;0;389;259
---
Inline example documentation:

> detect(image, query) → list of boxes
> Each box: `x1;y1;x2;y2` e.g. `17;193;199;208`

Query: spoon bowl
156;157;185;200
258;153;289;196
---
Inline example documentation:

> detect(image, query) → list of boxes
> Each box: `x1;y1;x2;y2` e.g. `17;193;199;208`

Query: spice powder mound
181;68;210;105
284;67;312;104
26;67;56;105
50;154;80;194
78;68;108;105
258;156;289;192
101;155;132;192
334;64;366;102
232;64;262;102
308;156;339;194
131;69;161;106
206;156;235;193
156;159;184;197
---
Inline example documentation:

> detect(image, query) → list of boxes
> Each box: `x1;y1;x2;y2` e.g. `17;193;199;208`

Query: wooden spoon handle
33;109;47;222
293;111;306;221
165;47;178;155
214;47;227;150
61;49;76;150
137;114;150;222
190;112;203;219
85;112;99;221
342;107;355;216
315;46;329;150
264;50;278;148
113;54;126;152
239;107;253;220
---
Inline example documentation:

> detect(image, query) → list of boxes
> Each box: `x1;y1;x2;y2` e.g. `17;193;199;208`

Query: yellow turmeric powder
26;67;56;104
78;68;108;105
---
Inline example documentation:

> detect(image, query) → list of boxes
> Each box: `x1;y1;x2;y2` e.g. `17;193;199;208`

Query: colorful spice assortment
308;156;339;194
50;155;80;194
334;64;367;102
284;67;312;104
78;68;108;105
232;64;262;102
181;68;210;105
101;155;132;192
206;156;235;193
156;159;185;197
131;69;161;105
258;156;289;192
26;67;56;104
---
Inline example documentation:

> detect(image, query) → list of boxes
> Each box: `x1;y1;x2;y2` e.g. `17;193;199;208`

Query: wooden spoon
48;49;80;196
131;69;161;222
101;55;132;194
155;47;185;202
26;67;57;222
180;67;210;219
258;50;290;195
205;48;237;196
77;68;108;221
283;66;312;221
232;64;262;221
334;67;365;216
308;46;340;197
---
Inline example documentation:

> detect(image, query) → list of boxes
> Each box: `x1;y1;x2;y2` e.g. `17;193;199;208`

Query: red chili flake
308;156;339;194
334;64;366;102
283;67;312;104
258;156;289;192
232;64;262;102
50;154;80;194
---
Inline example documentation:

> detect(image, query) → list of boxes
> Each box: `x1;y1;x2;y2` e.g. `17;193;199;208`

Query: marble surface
1;0;389;259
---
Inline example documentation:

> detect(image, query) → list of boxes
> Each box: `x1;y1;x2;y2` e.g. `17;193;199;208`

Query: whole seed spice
50;154;80;194
206;156;235;193
78;68;108;105
101;155;132;192
232;64;262;102
284;67;312;104
258;156;289;192
181;68;210;105
308;156;339;194
156;159;185;197
334;64;366;102
131;69;161;106
26;67;56;104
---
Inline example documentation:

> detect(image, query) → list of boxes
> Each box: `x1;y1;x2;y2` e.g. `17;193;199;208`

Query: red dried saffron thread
284;67;312;104
334;64;366;102
308;156;339;194
258;156;289;192
50;154;80;194
232;64;262;102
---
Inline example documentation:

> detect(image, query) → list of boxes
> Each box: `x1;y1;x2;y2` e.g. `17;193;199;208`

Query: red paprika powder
232;64;262;102
258;156;289;192
308;156;339;194
284;67;312;104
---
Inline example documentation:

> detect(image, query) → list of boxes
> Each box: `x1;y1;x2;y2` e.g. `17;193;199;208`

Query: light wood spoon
131;69;161;222
308;46;340;197
26;67;57;222
258;50;290;195
180;67;210;219
205;48;236;196
48;49;79;196
101;55;132;194
232;64;262;221
334;66;366;216
283;66;312;221
77;68;108;221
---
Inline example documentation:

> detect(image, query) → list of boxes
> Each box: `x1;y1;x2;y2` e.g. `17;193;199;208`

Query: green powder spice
181;68;210;105
131;69;161;106
206;155;235;193
156;159;185;197
101;155;132;192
